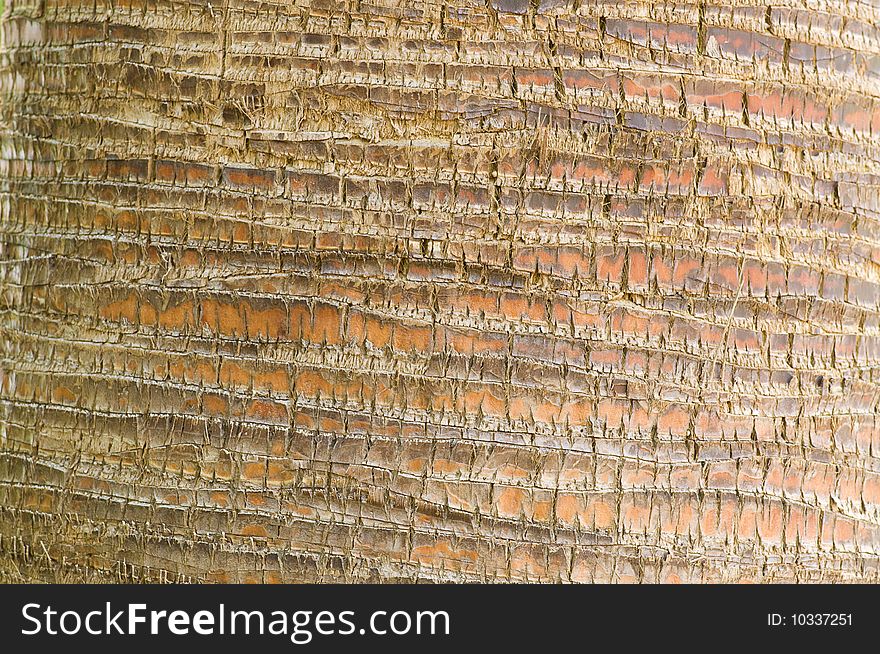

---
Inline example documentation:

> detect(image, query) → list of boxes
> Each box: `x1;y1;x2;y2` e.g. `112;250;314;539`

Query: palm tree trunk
1;0;879;582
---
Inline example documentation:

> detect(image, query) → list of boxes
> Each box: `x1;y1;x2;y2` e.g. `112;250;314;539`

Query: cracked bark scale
0;0;879;583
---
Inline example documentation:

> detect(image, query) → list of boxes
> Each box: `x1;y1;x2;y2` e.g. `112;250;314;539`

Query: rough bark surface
1;0;880;583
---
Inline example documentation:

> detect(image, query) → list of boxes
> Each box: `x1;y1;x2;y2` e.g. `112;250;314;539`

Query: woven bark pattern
1;0;880;582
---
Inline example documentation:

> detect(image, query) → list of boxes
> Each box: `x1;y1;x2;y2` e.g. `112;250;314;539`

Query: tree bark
1;0;879;583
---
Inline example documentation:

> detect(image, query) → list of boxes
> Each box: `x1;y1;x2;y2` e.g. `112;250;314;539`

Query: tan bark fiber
0;0;879;584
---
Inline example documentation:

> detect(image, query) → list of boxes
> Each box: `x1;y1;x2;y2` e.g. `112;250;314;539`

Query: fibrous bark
1;0;879;583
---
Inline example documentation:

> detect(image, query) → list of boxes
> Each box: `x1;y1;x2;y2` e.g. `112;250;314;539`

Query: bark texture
1;0;880;583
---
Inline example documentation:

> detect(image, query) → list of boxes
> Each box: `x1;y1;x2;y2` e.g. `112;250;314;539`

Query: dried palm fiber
1;0;880;583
